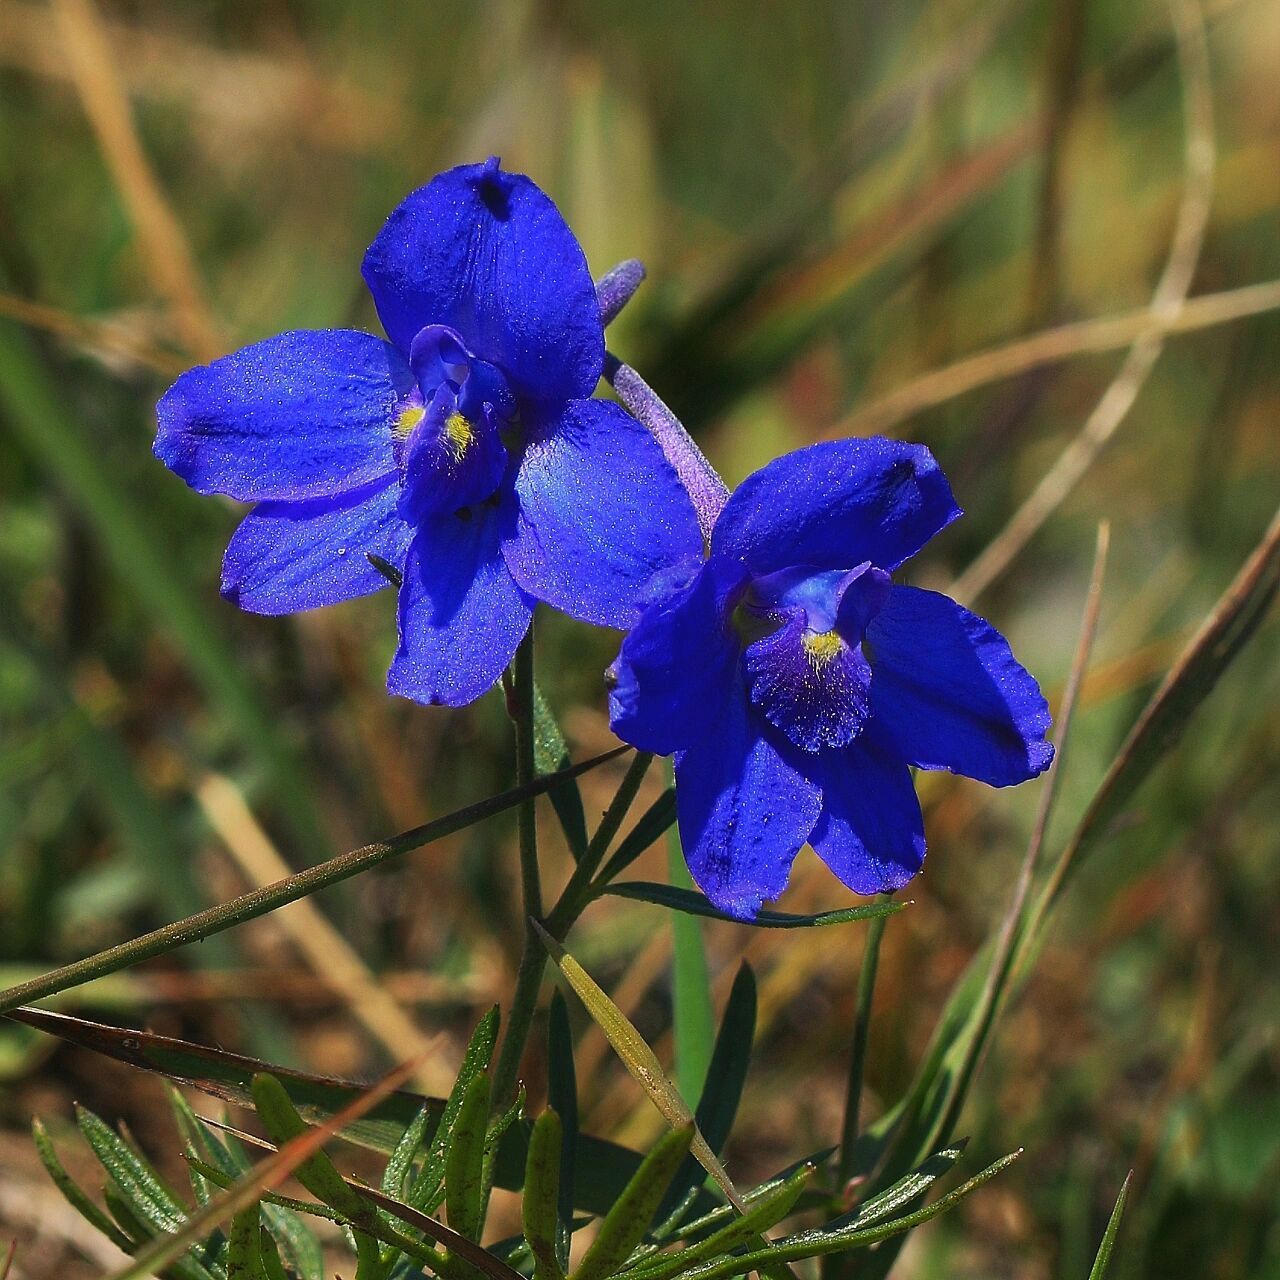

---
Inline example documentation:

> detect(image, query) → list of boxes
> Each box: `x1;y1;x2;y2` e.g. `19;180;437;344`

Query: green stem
547;751;655;936
493;747;654;1108
493;631;542;1107
0;749;624;1017
838;900;890;1186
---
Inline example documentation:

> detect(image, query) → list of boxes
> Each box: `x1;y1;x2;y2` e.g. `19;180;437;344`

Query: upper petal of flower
807;727;926;895
362;159;604;404
221;475;413;615
503;398;704;630
387;499;534;708
608;554;746;757
675;690;823;920
710;437;961;576
155;330;410;502
866;585;1054;786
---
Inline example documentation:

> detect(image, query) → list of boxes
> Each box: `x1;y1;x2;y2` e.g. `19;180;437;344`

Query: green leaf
445;1071;492;1241
15;1006;662;1218
410;1007;499;1212
227;1204;267;1279
605;883;906;929
382;1104;432;1199
251;1072;379;1235
657;965;757;1228
595;788;677;884
624;1164;812;1280
534;923;743;1210
524;1110;567;1280
547;992;578;1269
75;1105;188;1234
1087;1174;1132;1280
652;1150;1021;1280
571;1126;695;1280
32;1117;134;1252
534;682;589;860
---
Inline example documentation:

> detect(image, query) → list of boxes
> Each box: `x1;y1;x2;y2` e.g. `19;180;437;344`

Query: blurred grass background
0;0;1278;1275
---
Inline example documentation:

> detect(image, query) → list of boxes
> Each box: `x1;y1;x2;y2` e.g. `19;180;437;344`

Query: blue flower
608;437;1054;919
155;159;701;706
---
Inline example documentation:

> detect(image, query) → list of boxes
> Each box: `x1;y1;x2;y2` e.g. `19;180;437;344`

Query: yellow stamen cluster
394;405;425;439
802;629;844;666
444;411;474;461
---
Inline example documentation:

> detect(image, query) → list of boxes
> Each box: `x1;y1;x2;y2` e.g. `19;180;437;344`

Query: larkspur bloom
155;159;700;705
608;437;1054;920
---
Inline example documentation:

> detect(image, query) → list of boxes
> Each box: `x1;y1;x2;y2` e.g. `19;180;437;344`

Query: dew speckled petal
155;330;409;502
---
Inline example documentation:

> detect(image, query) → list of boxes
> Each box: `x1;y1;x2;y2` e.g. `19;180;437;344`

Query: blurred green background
1;0;1278;1275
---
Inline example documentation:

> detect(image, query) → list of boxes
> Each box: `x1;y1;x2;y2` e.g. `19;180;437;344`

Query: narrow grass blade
1087;1173;1133;1280
595;789;677;884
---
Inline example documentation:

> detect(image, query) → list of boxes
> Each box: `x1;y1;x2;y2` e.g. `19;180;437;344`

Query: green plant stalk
548;750;656;935
495;748;656;1108
0;749;624;1016
838;902;890;1186
492;632;546;1110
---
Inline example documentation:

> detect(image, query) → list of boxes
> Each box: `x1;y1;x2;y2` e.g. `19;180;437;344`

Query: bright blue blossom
155;159;701;706
608;437;1054;920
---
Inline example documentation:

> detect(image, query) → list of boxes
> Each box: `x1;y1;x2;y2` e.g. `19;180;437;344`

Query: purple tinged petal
398;386;508;522
711;437;961;575
221;476;413;615
596;259;647;328
362;160;603;403
742;608;874;753
605;357;728;545
608;555;747;757
503;398;703;629
808;729;926;894
388;501;534;708
154;330;409;502
675;688;823;920
866;585;1054;786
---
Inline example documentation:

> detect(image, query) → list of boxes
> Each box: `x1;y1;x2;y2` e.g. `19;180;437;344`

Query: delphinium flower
608;437;1054;919
155;159;701;705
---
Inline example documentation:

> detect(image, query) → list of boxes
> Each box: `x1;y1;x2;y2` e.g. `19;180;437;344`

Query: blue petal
387;500;534;708
222;476;413;615
608;555;746;756
711;438;961;575
675;689;823;920
742;608;873;753
155;330;410;501
362;160;603;404
808;729;926;894
866;586;1054;786
503;398;704;629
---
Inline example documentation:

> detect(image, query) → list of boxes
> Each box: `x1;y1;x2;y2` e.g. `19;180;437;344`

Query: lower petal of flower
388;498;533;707
742;608;873;753
220;474;411;615
808;729;926;895
674;689;823;921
